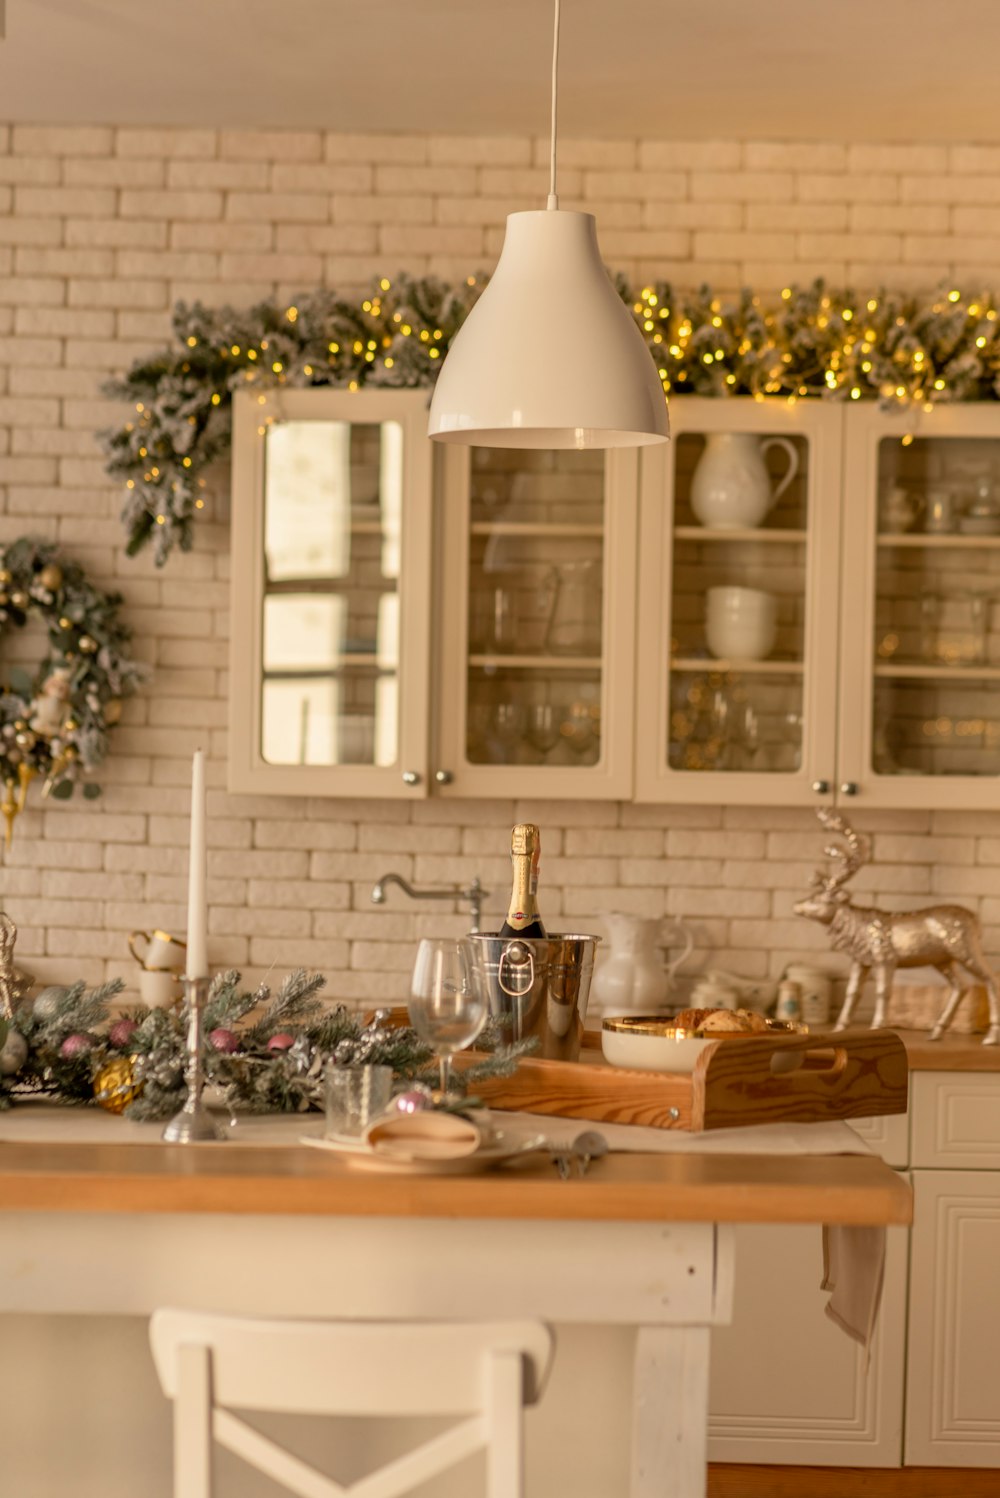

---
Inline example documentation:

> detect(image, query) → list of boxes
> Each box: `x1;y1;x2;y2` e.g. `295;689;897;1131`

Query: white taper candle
186;748;208;979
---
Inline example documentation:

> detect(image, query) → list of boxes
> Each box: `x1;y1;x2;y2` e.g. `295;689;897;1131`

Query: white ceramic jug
690;432;800;530
590;914;693;1016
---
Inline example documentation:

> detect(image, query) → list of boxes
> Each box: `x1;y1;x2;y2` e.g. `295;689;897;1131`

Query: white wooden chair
149;1308;553;1498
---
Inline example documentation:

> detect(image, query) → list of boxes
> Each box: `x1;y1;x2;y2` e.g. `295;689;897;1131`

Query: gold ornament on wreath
0;537;145;848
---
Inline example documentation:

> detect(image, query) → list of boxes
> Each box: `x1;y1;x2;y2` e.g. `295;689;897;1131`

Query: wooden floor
708;1466;1000;1497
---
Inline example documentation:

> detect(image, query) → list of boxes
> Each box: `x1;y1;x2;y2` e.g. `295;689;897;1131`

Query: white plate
301;1131;548;1175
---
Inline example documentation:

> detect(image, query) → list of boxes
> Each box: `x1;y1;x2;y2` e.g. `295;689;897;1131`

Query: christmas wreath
99;276;1000;566
0;537;145;845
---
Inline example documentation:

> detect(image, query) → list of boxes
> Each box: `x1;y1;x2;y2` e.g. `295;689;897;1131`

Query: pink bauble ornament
208;1027;239;1054
60;1033;90;1058
266;1032;295;1052
392;1090;430;1115
109;1018;138;1049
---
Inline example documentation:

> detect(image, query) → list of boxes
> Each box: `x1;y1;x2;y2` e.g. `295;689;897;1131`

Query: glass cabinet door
229;389;432;796
839;404;1000;809
635;398;843;805
435;445;638;799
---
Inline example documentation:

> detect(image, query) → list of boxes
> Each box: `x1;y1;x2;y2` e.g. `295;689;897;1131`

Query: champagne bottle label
500;823;547;938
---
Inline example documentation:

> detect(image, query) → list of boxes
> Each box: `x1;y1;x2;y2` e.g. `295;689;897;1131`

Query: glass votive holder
324;1063;394;1139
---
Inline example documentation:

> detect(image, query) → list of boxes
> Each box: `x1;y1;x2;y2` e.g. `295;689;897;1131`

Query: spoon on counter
549;1129;608;1180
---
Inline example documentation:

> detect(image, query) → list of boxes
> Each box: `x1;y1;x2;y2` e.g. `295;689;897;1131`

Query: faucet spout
370;872;489;933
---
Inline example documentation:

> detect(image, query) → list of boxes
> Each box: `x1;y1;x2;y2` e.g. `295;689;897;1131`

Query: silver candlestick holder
162;974;224;1143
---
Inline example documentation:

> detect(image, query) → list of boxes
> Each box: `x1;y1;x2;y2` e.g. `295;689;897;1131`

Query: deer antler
815;808;869;893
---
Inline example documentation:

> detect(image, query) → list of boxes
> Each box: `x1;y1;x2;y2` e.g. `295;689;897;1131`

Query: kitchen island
0;1112;908;1498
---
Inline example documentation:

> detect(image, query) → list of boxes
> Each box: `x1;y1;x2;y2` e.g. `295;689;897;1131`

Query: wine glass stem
439;1055;453;1096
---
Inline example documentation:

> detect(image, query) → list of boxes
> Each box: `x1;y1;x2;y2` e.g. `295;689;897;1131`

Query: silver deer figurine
793;809;1000;1045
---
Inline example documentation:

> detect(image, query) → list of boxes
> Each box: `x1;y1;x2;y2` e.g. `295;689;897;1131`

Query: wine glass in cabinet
838;401;1000;809
434;443;639;799
634;398;844;806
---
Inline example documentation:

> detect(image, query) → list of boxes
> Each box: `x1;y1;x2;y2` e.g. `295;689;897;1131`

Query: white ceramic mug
138;968;184;1008
705;586;777;662
129;928;186;972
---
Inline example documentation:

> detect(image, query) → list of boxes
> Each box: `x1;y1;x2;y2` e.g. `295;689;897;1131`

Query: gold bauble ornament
63;718;78;733
58;617;72;631
10;591;28;609
93;1055;141;1114
38;564;63;590
103;698;123;726
0;569;11;585
79;635;97;654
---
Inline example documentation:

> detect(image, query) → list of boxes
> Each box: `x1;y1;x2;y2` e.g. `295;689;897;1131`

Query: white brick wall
2;123;1000;1003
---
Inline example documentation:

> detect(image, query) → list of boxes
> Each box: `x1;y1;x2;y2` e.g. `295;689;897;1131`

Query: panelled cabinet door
634;398;843;805
708;1221;908;1466
839;403;1000;809
433;444;638;799
905;1169;1000;1465
229;389;433;798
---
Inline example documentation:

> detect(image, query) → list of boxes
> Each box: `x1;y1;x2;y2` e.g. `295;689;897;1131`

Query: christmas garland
100;277;1000;566
0;537;146;845
0;969;532;1122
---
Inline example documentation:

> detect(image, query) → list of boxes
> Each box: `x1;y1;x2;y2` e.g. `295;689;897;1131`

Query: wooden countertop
896;1030;1000;1071
0;1140;911;1226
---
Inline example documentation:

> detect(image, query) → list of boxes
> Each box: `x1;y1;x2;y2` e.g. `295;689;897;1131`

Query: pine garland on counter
0;970;530;1122
100;277;1000;566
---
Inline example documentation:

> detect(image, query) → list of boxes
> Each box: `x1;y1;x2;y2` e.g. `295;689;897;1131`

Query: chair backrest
149;1309;553;1498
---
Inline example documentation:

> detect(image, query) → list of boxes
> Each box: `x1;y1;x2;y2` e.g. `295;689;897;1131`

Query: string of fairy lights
100;275;1000;565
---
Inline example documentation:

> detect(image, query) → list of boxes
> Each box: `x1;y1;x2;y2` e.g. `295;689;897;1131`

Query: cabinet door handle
811;779;831;795
401;770;422;786
839;781;859;796
434;770;454;785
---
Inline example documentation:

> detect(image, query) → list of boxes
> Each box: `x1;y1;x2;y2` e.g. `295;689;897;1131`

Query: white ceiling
0;0;995;143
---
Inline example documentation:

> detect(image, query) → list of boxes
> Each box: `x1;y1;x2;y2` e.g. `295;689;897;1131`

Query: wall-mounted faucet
370;873;489;934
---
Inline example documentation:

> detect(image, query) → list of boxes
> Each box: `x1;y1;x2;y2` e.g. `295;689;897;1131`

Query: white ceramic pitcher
590;914;694;1016
690;432;800;530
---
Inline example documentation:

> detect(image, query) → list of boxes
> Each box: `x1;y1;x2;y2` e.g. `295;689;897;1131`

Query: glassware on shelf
879;484;923;534
523;702;561;761
544;560;602;655
407;937;488;1098
705;586;777;662
959;476;1000;536
561;700;600;759
470;581;519;654
923;488;957;536
919;593;992;667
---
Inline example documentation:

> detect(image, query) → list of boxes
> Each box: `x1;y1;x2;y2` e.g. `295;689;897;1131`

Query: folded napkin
365;1112;485;1162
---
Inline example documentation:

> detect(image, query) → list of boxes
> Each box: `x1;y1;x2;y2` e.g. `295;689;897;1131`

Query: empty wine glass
524;702;560;762
408;938;488;1097
561;700;599;761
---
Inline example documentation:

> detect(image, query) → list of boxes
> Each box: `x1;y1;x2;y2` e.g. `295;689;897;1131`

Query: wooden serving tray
466;1028;908;1132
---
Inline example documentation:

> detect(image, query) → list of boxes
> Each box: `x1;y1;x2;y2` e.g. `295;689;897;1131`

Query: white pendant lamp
428;1;669;450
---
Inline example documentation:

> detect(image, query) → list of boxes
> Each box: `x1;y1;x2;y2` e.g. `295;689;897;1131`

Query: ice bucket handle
498;940;535;998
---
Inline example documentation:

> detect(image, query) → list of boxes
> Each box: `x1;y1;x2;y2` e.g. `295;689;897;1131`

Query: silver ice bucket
466;933;600;1062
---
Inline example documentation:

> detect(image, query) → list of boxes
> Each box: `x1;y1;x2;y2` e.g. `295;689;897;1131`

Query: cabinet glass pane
667;430;809;775
259;419;401;768
873;434;1000;778
465;449;604;768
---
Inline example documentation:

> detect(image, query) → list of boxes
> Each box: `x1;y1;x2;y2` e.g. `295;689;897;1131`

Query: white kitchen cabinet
839;403;1000;810
229;389;640;800
904;1071;1000;1466
905;1169;1000;1465
635;398;844;806
229;389;1000;810
708;1221;908;1466
229;388;435;798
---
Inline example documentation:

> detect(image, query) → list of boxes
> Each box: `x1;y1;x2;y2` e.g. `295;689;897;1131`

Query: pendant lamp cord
547;0;560;209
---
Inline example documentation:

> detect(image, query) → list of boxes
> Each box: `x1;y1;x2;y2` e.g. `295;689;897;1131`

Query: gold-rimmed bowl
601;1015;713;1074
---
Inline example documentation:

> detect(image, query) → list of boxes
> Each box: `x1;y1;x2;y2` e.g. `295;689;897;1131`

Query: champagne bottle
499;823;547;939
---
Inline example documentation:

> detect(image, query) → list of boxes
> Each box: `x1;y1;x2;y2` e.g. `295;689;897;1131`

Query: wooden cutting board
465;1028;908;1132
